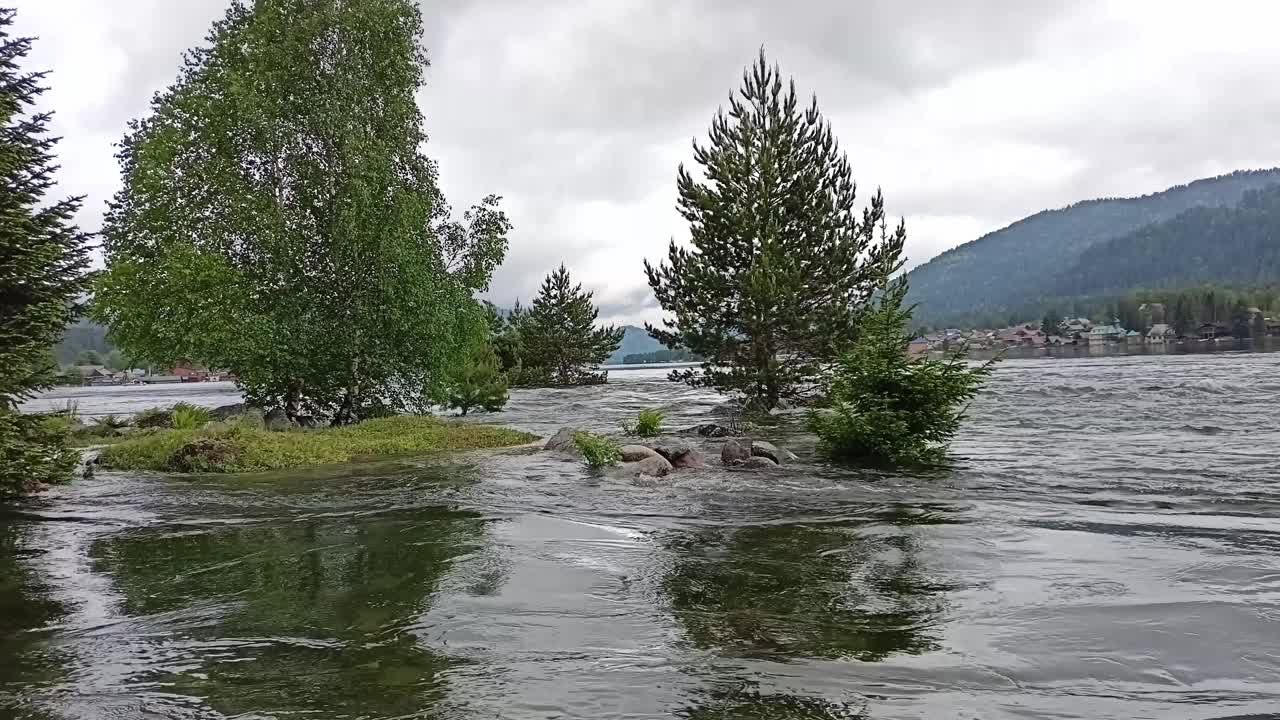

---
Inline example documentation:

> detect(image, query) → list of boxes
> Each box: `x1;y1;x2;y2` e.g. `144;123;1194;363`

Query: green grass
170;402;212;430
97;415;538;473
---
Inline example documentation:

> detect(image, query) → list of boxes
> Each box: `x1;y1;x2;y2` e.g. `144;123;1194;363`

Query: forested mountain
55;319;113;364
1054;184;1280;297
905;169;1280;327
605;326;664;364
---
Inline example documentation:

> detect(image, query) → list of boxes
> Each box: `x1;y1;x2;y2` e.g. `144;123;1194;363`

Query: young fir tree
645;51;906;412
0;9;91;495
445;342;508;415
521;265;624;386
92;0;509;424
811;279;994;465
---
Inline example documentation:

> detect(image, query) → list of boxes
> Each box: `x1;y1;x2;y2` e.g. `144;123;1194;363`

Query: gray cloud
12;0;1280;326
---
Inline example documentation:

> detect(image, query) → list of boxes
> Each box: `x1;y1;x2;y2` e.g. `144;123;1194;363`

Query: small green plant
621;408;665;437
573;431;621;468
93;414;131;431
170;403;212;430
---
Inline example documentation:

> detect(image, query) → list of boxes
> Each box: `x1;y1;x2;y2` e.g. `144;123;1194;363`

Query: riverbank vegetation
97;416;536;474
0;10;92;496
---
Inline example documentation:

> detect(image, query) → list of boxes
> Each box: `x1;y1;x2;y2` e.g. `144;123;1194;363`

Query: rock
622;454;674;478
544;427;584;455
685;423;744;438
264;408;295;432
751;441;797;464
620;444;661;462
653;440;705;469
743;456;778;469
721;439;753;465
293;414;323;429
210;403;248;420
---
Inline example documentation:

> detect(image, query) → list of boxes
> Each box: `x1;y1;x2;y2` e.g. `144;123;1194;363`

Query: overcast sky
11;0;1280;326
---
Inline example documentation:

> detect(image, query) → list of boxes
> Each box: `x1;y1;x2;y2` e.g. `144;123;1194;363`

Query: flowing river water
4;354;1280;719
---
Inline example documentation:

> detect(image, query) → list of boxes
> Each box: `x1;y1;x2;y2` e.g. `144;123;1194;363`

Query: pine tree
92;0;509;424
0;9;91;495
445;343;508;415
521;265;623;386
645;51;906;412
1040;309;1062;336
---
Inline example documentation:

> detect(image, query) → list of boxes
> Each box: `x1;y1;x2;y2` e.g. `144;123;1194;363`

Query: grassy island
97;416;537;474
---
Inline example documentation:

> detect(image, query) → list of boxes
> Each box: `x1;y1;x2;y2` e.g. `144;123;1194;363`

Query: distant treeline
932;283;1279;335
620;348;702;365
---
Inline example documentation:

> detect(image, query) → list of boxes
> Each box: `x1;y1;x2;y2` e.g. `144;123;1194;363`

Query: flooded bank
5;355;1280;719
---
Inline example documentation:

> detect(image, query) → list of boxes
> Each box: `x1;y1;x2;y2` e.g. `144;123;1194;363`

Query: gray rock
743;456;779;469
685;423;744;438
620;444;661;462
653;440;705;469
293;414;323;429
751;441;798;464
210;403;248;420
264;407;295;432
544;427;583;455
721;439;753;465
623;454;674;478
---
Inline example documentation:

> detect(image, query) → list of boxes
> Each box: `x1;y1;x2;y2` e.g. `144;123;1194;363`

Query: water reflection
661;505;958;662
88;506;488;718
681;682;868;719
0;518;69;718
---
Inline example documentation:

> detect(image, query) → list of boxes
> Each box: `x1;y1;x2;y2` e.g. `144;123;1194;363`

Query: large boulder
720;439;753;465
653;440;705;470
544;427;584;456
751;441;797;464
620;445;661;462
743;456;779;469
209;403;248;420
264;408;295;432
622;454;674;478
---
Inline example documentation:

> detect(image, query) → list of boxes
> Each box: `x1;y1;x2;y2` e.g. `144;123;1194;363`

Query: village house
1199;321;1230;341
1147;323;1175;343
1087;324;1125;344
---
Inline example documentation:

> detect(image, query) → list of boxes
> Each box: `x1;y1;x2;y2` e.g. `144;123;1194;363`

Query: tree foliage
0;9;90;495
519;264;623;386
812;281;994;464
445;342;508;415
645;51;905;412
92;0;508;424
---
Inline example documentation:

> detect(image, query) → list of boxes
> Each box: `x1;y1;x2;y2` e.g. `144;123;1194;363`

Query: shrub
811;281;994;464
573;431;621;468
0;412;77;496
170;403;212;430
93;414;131;431
133;406;174;429
621;408;664;437
446;344;509;415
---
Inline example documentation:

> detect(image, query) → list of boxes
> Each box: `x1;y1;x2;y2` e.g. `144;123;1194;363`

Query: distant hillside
606;326;664;364
55;319;113;364
1054;183;1280;297
905;169;1280;327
